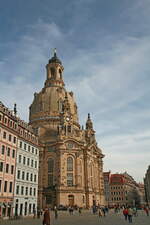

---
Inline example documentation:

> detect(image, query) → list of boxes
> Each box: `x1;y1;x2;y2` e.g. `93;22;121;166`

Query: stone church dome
29;51;79;136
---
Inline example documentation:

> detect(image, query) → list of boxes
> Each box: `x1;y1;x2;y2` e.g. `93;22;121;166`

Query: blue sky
0;0;150;182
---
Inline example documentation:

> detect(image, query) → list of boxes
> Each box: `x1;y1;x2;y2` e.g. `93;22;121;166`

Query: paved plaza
0;210;150;225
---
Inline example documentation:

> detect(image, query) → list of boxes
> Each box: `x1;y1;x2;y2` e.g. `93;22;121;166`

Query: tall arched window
58;99;63;112
50;67;55;79
59;69;62;79
67;157;73;186
67;157;73;171
48;158;54;186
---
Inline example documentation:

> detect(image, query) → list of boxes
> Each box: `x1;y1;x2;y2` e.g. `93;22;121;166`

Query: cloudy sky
0;0;150;182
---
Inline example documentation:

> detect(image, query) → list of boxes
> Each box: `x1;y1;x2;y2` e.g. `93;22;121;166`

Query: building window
34;174;36;182
31;160;33;167
28;145;30;152
4;117;7;124
67;157;73;186
16;185;19;194
67;173;73;186
10;120;12;127
30;173;33;182
35;161;37;168
9;182;13;192
34;188;36;196
20;141;22;148
7;147;10;156
13;136;16;144
19;155;22;163
17;170;20;179
9;134;12;142
32;147;34;153
68;125;72;133
24;143;26;150
6;164;9;173
3;131;6;139
27;158;30;166
48;158;54;187
46;195;52;204
26;172;29;181
11;165;14;174
23;157;26;165
4;181;7;192
48;174;53;187
21;186;24;195
67;157;73;171
22;171;25;180
2;145;5;154
50;67;55;78
48;158;54;173
30;187;32;196
25;187;28;196
0;162;3;172
12;149;15;158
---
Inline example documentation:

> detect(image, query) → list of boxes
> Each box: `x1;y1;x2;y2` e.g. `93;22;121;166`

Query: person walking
123;207;128;221
54;206;58;219
127;207;133;223
144;206;149;216
98;208;103;217
43;208;51;225
78;207;82;214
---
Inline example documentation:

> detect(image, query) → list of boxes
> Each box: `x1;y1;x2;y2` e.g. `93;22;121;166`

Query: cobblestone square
0;210;150;225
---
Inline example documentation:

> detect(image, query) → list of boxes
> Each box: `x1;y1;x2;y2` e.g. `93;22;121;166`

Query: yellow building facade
29;51;105;208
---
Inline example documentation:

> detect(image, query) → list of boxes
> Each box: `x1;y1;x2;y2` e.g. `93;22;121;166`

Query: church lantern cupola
45;49;64;88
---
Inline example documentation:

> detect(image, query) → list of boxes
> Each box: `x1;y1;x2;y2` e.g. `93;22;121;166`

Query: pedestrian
54;206;58;219
144;206;149;216
43;208;50;225
127;207;133;223
123;207;128;221
78;207;82;214
102;207;106;217
40;209;43;216
98;208;103;217
69;206;72;215
132;207;137;217
37;209;41;218
33;208;36;219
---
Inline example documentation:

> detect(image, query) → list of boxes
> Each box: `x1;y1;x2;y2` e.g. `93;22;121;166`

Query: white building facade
13;122;39;217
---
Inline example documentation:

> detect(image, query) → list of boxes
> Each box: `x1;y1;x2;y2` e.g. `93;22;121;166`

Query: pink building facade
0;102;18;217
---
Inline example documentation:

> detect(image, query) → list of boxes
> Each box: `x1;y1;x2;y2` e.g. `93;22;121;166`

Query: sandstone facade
29;51;105;208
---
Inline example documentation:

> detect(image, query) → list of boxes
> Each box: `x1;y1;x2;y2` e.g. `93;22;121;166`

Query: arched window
59;69;62;79
58;99;63;112
67;157;73;186
67;157;73;171
48;158;54;186
50;67;55;79
48;158;54;173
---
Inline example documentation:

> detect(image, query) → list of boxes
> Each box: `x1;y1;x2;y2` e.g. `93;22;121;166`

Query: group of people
39;204;150;225
123;207;137;223
123;205;149;223
92;205;109;217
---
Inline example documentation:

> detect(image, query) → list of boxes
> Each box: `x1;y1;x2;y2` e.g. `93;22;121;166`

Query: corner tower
29;51;105;208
